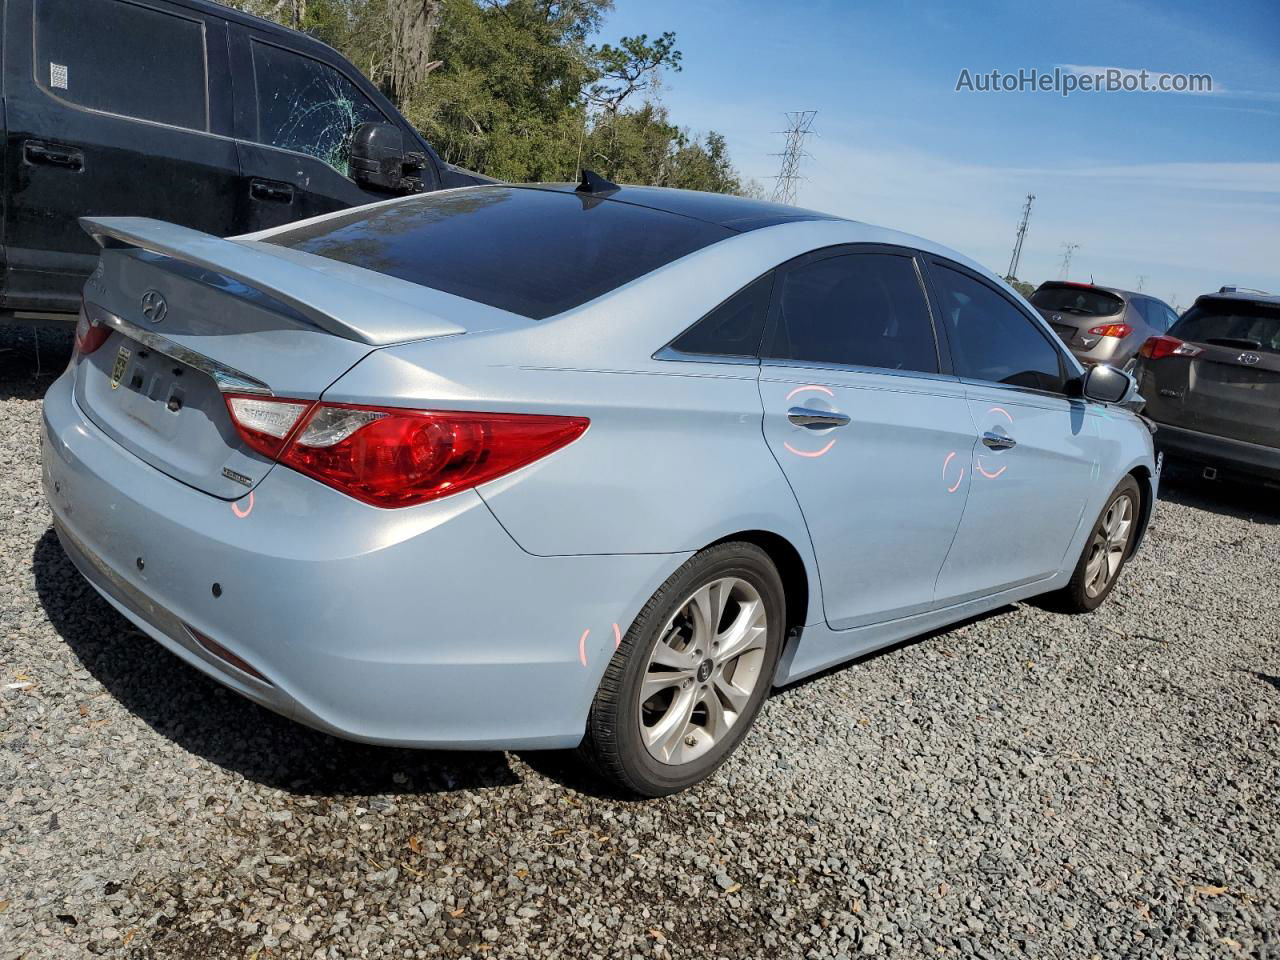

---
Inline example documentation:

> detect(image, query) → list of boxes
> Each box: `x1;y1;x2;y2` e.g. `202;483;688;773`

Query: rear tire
579;542;785;797
1051;475;1141;613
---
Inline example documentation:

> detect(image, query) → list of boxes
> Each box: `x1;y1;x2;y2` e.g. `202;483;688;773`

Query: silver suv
1030;282;1179;369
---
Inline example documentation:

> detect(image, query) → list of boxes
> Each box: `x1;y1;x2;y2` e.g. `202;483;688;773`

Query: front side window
251;40;387;176
933;263;1066;393
669;275;773;358
762;253;939;374
35;0;208;130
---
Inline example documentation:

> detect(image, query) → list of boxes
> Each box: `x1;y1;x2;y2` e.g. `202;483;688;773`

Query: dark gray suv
1133;290;1280;485
1030;282;1179;369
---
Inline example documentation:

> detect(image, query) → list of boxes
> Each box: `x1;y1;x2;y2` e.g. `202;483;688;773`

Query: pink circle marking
613;623;621;648
988;406;1014;424
942;451;964;493
231;491;254;518
784;439;836;458
976;457;1007;480
578;629;590;667
786;384;835;401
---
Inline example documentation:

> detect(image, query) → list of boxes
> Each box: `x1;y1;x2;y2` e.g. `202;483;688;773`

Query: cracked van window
251;40;387;176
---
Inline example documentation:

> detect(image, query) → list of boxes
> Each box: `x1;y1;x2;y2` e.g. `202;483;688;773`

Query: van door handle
981;431;1017;450
23;140;84;171
250;179;294;203
787;406;851;429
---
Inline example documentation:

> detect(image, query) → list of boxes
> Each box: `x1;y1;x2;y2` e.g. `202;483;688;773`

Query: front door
3;0;239;313
925;258;1097;601
758;247;974;630
228;28;428;231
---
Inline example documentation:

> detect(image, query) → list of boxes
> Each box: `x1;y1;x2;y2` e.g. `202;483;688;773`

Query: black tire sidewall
610;545;785;796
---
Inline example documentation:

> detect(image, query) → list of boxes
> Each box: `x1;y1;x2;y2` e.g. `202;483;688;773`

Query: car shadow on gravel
33;528;523;798
1158;466;1280;526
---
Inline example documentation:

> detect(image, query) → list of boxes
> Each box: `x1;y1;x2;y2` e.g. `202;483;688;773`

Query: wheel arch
1127;464;1155;555
706;529;812;669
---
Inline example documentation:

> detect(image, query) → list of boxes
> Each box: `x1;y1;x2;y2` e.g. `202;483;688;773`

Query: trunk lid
1140;297;1280;448
72;217;504;499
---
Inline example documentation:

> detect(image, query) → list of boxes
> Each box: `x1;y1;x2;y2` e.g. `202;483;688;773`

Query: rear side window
34;0;208;130
1030;284;1124;318
1172;301;1280;355
933;264;1066;393
670;275;773;358
250;40;387;176
264;187;734;319
763;253;939;374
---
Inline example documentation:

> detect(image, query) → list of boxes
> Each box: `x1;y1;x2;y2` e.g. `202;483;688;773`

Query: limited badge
110;345;131;390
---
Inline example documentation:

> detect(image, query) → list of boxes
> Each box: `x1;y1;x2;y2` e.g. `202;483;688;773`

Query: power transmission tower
1136;275;1147;292
1058;242;1080;281
1005;193;1035;281
771;111;817;206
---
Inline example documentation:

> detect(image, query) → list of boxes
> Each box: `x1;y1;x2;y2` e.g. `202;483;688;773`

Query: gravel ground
1;324;1277;960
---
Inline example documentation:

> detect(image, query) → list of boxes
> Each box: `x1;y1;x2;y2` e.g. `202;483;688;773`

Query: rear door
2;0;239;314
228;24;437;231
757;245;974;630
927;259;1097;601
1142;298;1280;448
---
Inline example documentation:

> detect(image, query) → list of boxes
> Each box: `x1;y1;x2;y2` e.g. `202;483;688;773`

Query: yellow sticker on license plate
110;345;131;390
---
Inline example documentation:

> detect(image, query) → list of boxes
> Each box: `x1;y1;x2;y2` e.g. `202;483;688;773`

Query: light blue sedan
42;181;1158;796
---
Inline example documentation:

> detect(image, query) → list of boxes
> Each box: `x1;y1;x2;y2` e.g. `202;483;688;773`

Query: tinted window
1030;283;1124;318
251;40;387;176
1171;301;1280;355
670;275;773;357
933;264;1066;392
265;187;734;319
763;253;939;374
35;0;208;129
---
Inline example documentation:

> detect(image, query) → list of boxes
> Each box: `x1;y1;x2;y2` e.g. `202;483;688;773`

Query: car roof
514;184;844;232
1195;290;1280;307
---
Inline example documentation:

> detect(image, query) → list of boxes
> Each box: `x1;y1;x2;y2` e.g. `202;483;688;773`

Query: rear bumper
41;370;683;749
1154;422;1280;482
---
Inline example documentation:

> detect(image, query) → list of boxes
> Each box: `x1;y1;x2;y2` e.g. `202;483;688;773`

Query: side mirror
1082;364;1133;404
350;122;424;193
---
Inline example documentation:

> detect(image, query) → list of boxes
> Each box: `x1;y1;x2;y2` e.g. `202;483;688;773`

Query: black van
2;0;486;323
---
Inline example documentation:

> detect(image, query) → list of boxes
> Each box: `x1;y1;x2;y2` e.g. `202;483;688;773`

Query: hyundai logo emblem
140;290;168;323
1239;352;1261;365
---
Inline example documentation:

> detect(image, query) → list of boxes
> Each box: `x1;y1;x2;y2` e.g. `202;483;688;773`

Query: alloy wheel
638;577;769;765
1084;493;1134;599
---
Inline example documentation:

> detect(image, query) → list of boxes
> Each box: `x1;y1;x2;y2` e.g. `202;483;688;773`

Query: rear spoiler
80;217;466;346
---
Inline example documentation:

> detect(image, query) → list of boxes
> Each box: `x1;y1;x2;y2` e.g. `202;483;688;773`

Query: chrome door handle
787;406;851;429
981;431;1016;450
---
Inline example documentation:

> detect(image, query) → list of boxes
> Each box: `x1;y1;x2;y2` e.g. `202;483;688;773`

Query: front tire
1052;475;1141;613
579;542;785;797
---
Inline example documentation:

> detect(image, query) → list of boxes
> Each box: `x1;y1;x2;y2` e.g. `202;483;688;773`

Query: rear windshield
1171;300;1280;355
1030;284;1125;317
262;186;734;319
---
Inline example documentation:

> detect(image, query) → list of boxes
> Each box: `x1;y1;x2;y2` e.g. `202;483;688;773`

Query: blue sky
603;0;1279;309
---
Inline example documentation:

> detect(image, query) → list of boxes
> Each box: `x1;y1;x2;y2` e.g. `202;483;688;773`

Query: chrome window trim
759;356;961;386
652;346;759;366
83;302;273;396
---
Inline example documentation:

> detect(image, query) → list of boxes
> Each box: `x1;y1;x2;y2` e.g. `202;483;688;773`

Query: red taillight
1087;322;1132;339
73;308;111;356
224;396;589;508
1138;335;1202;360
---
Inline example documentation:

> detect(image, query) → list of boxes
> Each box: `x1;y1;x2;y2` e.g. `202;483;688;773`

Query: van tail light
73;305;112;356
1138;335;1203;360
1087;322;1132;339
224;396;589;507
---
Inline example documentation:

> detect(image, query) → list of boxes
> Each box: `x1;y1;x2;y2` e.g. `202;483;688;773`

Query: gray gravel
1;324;1277;959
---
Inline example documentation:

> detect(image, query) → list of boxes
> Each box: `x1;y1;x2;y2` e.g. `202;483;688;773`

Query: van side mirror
1082;364;1132;404
350;122;426;193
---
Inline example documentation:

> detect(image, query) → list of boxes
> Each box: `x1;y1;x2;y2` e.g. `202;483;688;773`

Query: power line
1058;242;1080;281
1005;193;1035;281
771;111;817;206
1136;275;1147;292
